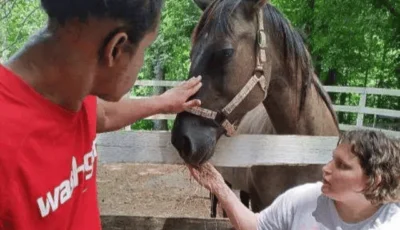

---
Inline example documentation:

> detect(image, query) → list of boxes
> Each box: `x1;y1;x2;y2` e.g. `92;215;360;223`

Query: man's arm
96;76;202;133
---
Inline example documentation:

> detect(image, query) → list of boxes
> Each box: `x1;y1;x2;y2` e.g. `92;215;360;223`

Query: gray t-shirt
257;182;400;230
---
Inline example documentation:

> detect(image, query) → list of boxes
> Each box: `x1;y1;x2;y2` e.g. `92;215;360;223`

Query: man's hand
159;76;202;114
96;75;202;133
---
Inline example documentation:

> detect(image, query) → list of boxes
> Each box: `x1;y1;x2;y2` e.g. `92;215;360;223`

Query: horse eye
222;48;234;58
212;48;235;63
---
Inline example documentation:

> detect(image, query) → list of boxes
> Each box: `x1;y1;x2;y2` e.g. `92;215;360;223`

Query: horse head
171;0;274;166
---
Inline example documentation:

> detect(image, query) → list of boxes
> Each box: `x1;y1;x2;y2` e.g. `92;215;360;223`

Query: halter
185;9;269;137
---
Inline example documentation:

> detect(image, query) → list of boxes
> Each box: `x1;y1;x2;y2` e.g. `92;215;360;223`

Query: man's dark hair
40;0;163;47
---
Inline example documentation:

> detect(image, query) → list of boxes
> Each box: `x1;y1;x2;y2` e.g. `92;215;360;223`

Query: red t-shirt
0;64;100;230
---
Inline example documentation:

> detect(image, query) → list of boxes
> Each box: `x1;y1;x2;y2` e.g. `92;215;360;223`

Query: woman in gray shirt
188;130;400;229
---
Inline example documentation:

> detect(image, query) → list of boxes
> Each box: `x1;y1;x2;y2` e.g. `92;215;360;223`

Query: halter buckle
258;30;267;49
221;119;236;137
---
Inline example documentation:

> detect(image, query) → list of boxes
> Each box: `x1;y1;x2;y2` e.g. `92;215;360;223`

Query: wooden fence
97;132;338;166
97;132;339;229
99;81;400;229
101;215;233;230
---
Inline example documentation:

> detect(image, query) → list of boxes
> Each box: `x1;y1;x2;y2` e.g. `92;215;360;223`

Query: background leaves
1;0;399;130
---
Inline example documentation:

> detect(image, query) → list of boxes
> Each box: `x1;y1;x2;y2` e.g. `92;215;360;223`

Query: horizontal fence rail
96;131;340;167
101;215;232;230
134;80;400;96
127;80;400;136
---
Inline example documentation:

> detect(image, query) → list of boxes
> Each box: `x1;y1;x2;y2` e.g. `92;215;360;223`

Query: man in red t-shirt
0;1;202;229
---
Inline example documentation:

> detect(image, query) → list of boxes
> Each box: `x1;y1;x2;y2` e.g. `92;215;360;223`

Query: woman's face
322;143;369;201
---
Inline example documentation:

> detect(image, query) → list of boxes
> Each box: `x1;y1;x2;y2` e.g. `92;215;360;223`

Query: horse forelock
191;0;242;46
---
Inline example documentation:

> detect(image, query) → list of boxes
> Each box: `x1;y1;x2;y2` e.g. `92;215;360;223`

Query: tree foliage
1;0;46;61
1;0;399;130
273;0;399;128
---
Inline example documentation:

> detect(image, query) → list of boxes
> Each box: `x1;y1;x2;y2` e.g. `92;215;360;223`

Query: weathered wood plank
356;93;367;126
333;105;400;118
339;124;400;137
135;80;181;87
360;107;400;118
101;215;232;230
365;87;400;97
137;107;400;121
323;86;367;94
96;131;339;167
142;114;176;120
133;81;400;97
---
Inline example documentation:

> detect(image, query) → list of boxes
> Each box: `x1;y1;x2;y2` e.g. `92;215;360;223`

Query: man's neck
334;197;382;223
5;32;94;112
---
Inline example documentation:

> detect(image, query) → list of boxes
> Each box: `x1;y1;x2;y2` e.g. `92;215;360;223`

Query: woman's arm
188;164;258;230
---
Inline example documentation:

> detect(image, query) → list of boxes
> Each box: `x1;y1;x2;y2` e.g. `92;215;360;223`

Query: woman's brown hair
338;129;400;204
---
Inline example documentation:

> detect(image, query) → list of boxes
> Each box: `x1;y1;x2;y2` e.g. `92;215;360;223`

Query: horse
171;0;340;213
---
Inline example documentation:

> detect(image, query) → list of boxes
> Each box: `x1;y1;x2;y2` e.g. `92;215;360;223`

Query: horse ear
193;0;214;11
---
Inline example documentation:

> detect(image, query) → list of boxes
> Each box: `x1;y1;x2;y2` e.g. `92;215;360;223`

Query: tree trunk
374;44;389;127
153;57;168;130
324;68;338;104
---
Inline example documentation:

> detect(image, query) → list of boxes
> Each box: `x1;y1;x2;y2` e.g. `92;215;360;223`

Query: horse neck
263;58;339;136
258;11;339;136
264;71;339;136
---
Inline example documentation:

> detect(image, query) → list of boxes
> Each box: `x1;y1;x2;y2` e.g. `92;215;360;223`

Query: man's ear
193;0;214;11
103;32;129;67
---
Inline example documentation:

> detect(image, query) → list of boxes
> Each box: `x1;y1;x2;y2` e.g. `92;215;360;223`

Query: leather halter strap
185;9;268;137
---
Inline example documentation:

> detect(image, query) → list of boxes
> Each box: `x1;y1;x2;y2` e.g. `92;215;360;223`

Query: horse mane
191;0;240;49
192;0;336;124
263;4;313;114
311;74;340;130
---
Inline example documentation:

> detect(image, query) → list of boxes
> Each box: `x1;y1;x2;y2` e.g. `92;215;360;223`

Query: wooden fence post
123;92;132;131
356;89;367;127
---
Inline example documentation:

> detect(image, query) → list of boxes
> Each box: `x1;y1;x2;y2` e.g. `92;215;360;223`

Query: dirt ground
97;163;213;218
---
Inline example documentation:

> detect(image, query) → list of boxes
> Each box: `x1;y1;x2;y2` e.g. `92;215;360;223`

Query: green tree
272;0;400;129
131;0;201;130
1;0;46;61
2;0;399;130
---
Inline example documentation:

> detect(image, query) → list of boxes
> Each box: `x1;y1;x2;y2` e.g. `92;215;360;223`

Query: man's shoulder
0;64;33;105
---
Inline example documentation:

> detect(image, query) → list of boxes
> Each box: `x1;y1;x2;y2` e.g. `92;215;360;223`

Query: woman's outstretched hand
187;162;226;194
187;162;259;230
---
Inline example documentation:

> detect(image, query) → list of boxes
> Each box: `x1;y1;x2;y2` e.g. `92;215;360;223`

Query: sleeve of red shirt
83;95;97;140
